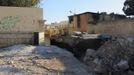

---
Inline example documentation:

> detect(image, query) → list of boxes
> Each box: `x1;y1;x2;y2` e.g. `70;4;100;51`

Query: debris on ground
0;45;91;75
84;36;134;75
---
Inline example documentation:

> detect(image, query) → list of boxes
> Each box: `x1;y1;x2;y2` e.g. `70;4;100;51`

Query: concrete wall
0;32;34;47
0;6;43;32
0;7;44;47
94;19;134;36
39;32;45;45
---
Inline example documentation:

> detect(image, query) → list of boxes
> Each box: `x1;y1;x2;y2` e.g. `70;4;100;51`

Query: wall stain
0;16;20;31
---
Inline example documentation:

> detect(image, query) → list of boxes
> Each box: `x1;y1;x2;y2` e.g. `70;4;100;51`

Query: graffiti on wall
0;16;20;31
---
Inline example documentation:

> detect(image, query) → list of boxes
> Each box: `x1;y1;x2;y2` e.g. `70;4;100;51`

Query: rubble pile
84;36;134;75
0;45;91;75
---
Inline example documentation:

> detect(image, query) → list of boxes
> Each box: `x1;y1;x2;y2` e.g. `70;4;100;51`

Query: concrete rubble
84;36;134;75
0;45;92;75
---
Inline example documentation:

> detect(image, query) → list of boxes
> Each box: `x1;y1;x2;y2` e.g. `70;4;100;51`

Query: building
68;12;126;32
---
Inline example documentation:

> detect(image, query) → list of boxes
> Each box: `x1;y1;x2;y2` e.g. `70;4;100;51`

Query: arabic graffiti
0;16;20;31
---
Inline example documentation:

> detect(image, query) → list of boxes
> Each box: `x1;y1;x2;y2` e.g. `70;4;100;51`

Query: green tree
0;0;41;7
123;0;134;16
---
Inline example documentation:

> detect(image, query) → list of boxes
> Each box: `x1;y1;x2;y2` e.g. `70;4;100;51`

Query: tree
0;0;41;7
123;0;134;16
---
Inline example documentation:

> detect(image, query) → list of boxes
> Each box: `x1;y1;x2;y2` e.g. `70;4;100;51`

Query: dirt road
0;45;91;75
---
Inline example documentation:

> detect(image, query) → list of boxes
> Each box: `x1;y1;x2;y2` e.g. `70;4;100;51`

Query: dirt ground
0;45;91;75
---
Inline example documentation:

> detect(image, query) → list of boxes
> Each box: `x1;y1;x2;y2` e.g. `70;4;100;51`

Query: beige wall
39;32;45;45
0;6;43;32
94;19;134;36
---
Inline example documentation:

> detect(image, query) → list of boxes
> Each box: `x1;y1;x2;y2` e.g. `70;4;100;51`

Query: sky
41;0;126;24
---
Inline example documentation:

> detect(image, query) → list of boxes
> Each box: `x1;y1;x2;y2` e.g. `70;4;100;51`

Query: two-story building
68;12;126;32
